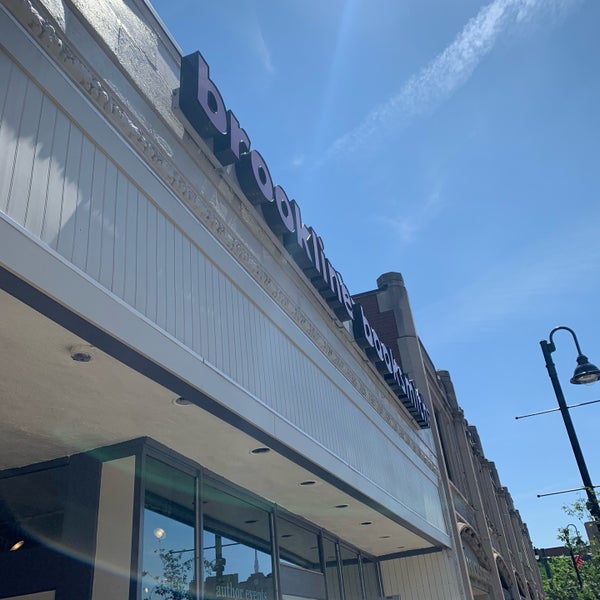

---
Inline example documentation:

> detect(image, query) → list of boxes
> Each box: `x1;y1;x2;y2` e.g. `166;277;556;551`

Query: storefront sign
215;583;268;600
206;572;272;600
178;52;429;428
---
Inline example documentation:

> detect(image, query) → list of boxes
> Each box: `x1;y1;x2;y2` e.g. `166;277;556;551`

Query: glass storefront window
0;465;67;554
277;516;325;600
142;457;196;600
137;445;380;600
202;484;274;600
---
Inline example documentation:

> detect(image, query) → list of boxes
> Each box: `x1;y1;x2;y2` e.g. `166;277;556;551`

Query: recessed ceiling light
360;521;373;526
299;480;317;486
153;528;166;540
335;504;349;509
379;535;391;539
173;397;192;406
250;447;271;455
70;345;93;362
397;546;405;550
9;540;24;551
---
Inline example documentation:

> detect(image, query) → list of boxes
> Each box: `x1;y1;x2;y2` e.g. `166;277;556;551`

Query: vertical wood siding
0;49;444;529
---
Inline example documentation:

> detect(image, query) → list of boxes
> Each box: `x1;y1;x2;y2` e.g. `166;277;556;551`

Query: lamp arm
548;326;584;356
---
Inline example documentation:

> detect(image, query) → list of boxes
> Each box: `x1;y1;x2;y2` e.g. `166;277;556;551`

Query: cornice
2;0;437;473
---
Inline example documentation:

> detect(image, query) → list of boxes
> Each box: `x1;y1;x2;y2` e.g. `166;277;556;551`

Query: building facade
355;274;545;599
0;1;542;599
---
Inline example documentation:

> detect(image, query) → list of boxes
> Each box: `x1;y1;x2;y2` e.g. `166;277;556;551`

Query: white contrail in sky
324;0;577;161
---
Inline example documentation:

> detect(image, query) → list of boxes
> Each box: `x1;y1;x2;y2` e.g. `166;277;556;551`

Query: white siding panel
71;135;94;271
0;59;22;215
25;96;57;238
201;261;212;362
86;149;106;280
250;306;262;401
0;50;446;532
155;206;167;330
0;54;12;203
145;201;159;323
172;226;184;341
191;246;204;356
205;260;217;364
8;78;42;226
219;273;232;376
182;237;193;349
380;553;464;600
122;181;137;309
234;284;245;379
41;110;70;250
164;219;176;336
56;123;82;260
220;271;232;374
231;286;244;381
135;189;148;316
112;170;129;300
264;321;280;408
98;158;117;291
164;213;175;333
213;267;224;369
288;339;302;427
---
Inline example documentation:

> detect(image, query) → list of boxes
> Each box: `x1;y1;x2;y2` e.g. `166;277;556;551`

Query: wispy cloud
253;28;274;74
324;0;578;162
378;183;445;244
291;154;305;168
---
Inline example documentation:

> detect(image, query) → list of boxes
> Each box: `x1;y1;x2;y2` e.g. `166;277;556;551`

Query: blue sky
149;0;600;549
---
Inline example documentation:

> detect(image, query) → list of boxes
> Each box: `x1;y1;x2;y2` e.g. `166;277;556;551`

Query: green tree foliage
537;500;600;600
143;548;219;600
143;548;194;600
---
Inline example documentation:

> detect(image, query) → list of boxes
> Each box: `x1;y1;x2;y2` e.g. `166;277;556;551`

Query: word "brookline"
178;52;429;428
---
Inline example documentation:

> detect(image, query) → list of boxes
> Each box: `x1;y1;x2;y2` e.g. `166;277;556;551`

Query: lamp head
570;354;600;385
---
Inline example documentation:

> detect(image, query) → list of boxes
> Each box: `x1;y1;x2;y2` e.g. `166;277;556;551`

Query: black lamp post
563;523;584;589
540;326;600;538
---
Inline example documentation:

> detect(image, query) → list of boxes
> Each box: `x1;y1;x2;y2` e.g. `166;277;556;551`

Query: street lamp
562;523;584;590
540;326;600;538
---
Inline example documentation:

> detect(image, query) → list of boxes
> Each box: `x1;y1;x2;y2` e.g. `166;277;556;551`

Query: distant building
0;1;543;599
355;273;545;599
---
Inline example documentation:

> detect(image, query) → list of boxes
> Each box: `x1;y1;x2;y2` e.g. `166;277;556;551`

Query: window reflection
137;451;381;600
202;485;274;600
0;465;67;554
142;457;196;600
277;517;326;600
